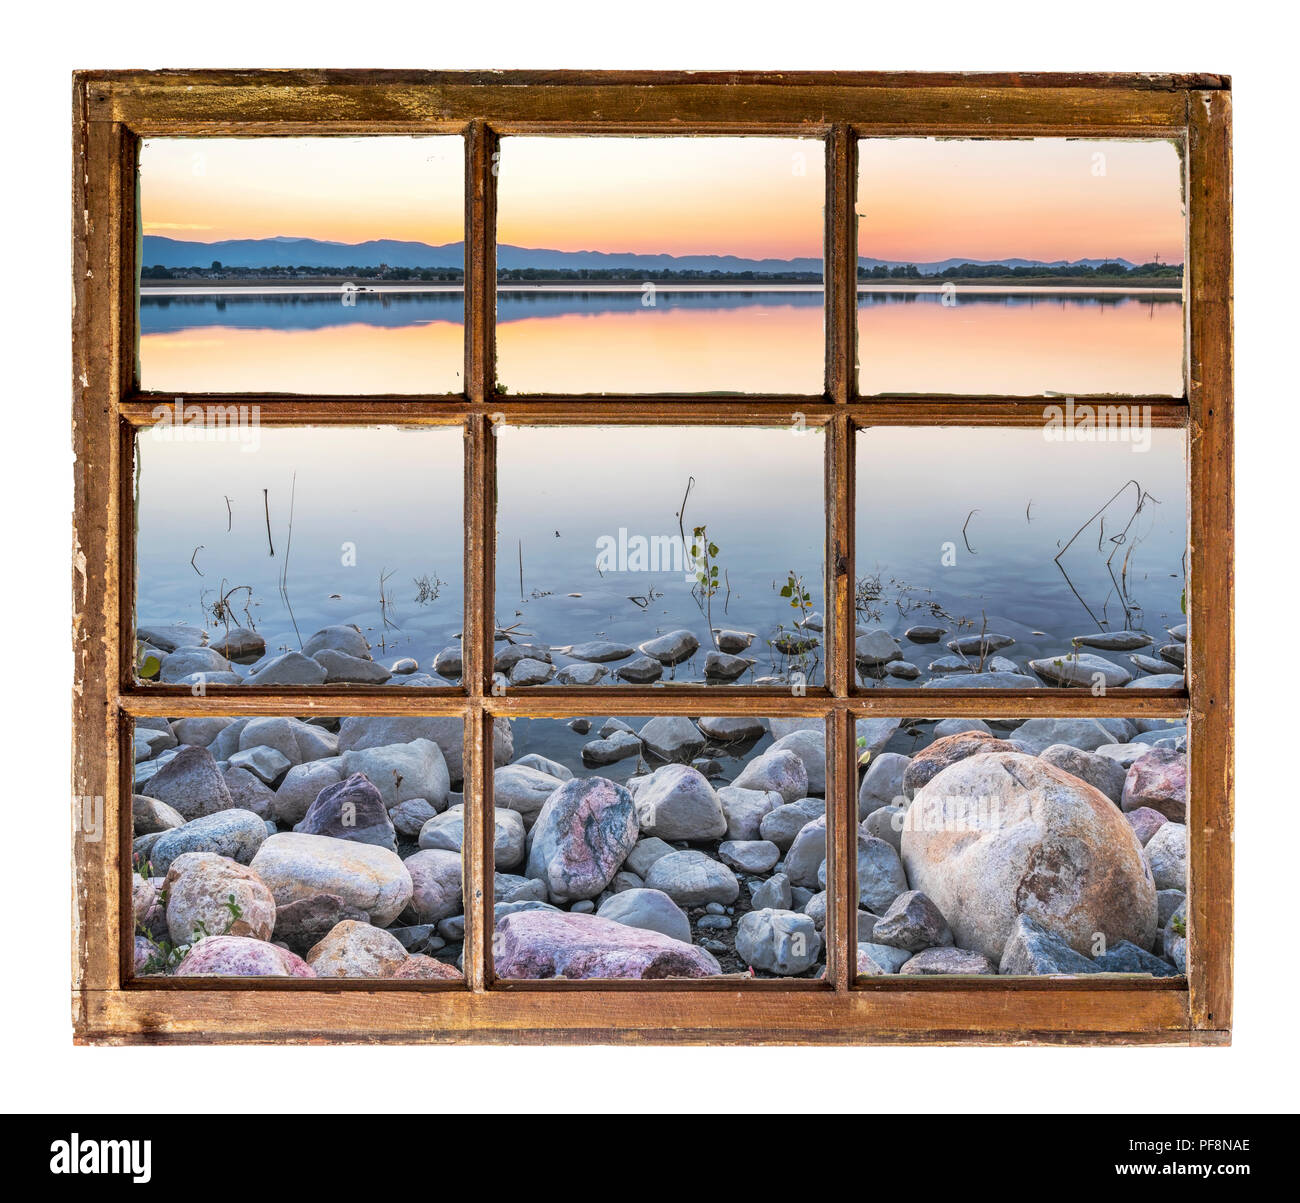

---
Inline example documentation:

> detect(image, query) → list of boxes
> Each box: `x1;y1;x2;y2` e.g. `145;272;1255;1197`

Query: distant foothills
140;235;1183;283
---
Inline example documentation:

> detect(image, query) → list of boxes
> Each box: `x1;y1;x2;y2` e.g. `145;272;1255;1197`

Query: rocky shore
137;615;1187;691
131;621;1188;980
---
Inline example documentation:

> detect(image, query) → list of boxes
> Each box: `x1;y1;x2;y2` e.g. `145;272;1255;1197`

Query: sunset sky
496;137;825;259
141;134;1184;264
140;136;464;243
858;138;1184;265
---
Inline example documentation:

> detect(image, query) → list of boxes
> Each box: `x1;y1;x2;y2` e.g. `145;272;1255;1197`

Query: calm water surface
139;285;1182;395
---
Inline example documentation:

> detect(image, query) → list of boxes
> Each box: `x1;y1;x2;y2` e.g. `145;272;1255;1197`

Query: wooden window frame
71;70;1233;1045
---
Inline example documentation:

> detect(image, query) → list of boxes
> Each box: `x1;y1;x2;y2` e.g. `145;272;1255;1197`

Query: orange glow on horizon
858;138;1184;266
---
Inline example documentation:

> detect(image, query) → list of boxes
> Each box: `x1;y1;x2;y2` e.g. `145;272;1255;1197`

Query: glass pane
138;136;464;393
132;714;466;980
857;138;1184;396
855;425;1187;690
495;425;825;687
495;137;825;393
494;715;832;980
135;424;463;686
853;714;1187;978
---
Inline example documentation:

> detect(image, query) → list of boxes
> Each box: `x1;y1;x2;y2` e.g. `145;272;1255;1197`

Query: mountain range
142;234;1139;276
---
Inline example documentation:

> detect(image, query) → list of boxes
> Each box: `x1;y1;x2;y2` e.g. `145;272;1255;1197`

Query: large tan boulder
250;832;413;927
901;752;1156;960
306;920;410;977
163;852;276;946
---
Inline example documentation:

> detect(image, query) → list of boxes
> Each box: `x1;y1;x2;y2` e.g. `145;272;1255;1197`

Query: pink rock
495;910;722;979
1125;806;1169;845
174;934;316;977
391;954;462;980
1121;748;1187;821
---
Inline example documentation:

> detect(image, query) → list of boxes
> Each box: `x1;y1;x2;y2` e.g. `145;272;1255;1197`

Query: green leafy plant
690;524;722;650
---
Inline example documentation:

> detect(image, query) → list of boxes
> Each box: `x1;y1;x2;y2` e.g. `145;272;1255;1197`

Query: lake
134;421;1186;690
138;285;1183;396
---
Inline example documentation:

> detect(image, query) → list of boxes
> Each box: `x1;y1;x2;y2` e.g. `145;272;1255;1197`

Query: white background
0;0;1290;1114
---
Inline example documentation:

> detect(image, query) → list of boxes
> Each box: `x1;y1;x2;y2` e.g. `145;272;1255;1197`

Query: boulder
171;717;233;748
718;786;781;841
340;738;450;811
306;920;410;977
856;942;912;975
638;716;706;763
638;629;699;666
163;852;276;945
418;806;526;870
1011;718;1133;755
633;764;726;841
250;832;413;926
732;749;808;803
900;947;996;975
151;808;268;876
302;624;371;660
581;730;644;766
761;798;824;851
272;893;370;955
871;890;953;953
390;797;440;839
402;848;464;924
1095;939;1180;976
644;850;739;906
624;837;677;879
1037;743;1128;805
175;935;315;978
140;744;234;820
1122;747;1188;821
1028;652;1132;688
314;648;392;683
494;764;567;824
565;640;635;662
998;913;1100;975
159;646;232;683
244;651;328;686
1125;806;1169;845
856;832;909;914
596;888;692;944
864;805;905;851
903;752;1157;960
751;872;793;911
1073;631;1153;651
616;656;663;684
736;909;822;975
702;651;756;681
220;767;275;818
858;752;909;817
132;793;185;837
294;773;397;851
524;776;639;903
784;816;827;888
1144;821;1187;891
718;840;780;874
336;716;499;787
137;623;208;653
768;728;828;795
228;745;291;785
494;910;721;978
272;761;344;826
855;628;903;666
902;731;1018;799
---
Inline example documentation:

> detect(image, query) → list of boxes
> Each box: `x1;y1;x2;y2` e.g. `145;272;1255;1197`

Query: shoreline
141;280;1183;298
